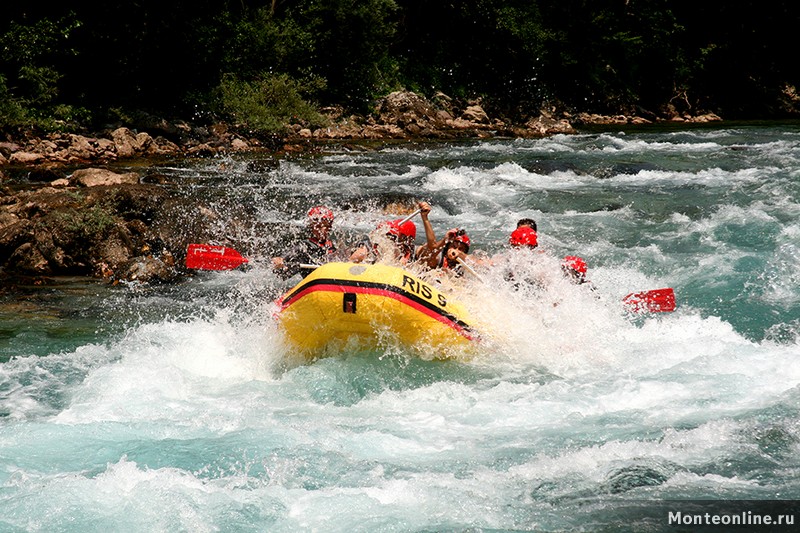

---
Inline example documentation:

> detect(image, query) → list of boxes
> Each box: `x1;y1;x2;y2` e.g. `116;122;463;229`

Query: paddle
397;208;422;226
185;243;249;271
186;208;420;272
622;287;676;313
455;256;486;283
457;254;675;313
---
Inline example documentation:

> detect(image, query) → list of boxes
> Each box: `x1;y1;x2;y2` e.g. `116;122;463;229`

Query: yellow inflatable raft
276;262;478;357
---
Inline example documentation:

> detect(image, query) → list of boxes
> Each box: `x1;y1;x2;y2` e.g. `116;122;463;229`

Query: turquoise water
1;125;799;531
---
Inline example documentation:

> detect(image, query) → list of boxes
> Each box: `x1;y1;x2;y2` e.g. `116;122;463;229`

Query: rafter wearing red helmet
272;205;338;278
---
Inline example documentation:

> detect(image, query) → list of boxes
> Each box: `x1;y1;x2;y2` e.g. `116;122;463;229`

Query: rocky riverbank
0;91;722;169
0;91;722;285
0;172;212;285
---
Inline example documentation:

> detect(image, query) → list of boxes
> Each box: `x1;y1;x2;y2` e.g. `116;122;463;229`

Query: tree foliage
1;0;798;134
212;73;327;133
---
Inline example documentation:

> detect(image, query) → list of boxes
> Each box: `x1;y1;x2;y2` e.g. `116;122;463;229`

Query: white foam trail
53;313;287;430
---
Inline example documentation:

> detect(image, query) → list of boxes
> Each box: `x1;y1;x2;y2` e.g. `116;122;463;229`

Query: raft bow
276;262;478;357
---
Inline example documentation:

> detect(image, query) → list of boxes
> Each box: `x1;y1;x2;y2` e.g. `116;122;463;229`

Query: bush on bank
210;73;328;135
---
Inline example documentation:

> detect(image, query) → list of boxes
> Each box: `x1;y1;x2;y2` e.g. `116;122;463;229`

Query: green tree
0;13;82;129
535;0;686;114
392;0;548;118
289;0;401;110
211;73;327;134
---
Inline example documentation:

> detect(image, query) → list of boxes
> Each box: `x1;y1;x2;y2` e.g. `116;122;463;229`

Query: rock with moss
0;178;221;284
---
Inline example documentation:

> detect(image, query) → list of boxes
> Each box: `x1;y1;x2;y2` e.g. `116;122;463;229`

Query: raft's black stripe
282;277;474;333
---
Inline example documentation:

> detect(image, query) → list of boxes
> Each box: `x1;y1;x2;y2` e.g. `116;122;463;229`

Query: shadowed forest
3;1;799;136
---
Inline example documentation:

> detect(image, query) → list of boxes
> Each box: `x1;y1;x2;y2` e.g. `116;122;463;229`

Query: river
1;123;799;531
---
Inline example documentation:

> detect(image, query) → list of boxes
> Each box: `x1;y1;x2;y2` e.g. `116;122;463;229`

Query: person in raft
413;202;471;277
561;255;590;285
349;215;418;265
508;224;538;250
509;224;593;288
431;218;537;285
272;205;337;278
506;222;594;290
426;229;471;277
515;217;538;234
449;219;537;270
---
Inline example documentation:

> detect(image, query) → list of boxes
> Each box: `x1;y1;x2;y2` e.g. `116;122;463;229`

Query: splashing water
2;125;800;531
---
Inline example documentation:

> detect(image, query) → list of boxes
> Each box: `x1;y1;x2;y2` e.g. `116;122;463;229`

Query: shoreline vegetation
0;90;738;287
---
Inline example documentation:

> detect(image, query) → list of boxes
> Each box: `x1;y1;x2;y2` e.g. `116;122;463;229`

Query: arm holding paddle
350;205;423;264
414;201;443;268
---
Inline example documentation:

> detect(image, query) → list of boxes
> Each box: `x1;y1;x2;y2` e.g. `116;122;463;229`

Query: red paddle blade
622;288;676;313
186;244;248;270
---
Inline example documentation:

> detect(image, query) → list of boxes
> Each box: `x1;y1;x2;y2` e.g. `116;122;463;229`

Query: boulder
117;255;180;283
67;134;95;160
0;182;222;280
0;219;33;260
9;152;44;165
70;168;140;187
230;137;250;151
111;127;145;158
0;212;20;230
462;105;491;124
525;114;577;135
376;91;448;131
152;136;181;154
7;242;49;274
0;142;21;158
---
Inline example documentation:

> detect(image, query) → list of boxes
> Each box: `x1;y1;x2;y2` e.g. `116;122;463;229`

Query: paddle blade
623;288;676;313
186;244;248;271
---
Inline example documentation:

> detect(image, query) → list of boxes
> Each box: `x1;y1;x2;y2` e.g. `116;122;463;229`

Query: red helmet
384;219;417;239
509;226;538;248
453;231;470;251
308;206;334;221
562;255;587;274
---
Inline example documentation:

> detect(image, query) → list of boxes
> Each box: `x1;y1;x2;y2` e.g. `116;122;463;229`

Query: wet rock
376;90;449;133
111;127;144;158
0;182;220;280
461;104;491;124
66;134;95;160
7;242;49;273
9;151;44;165
230;137;250;151
70;168;140;187
0;212;20;229
117;254;180;284
186;143;217;157
525;113;577;136
0;142;21;158
0;219;33;260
